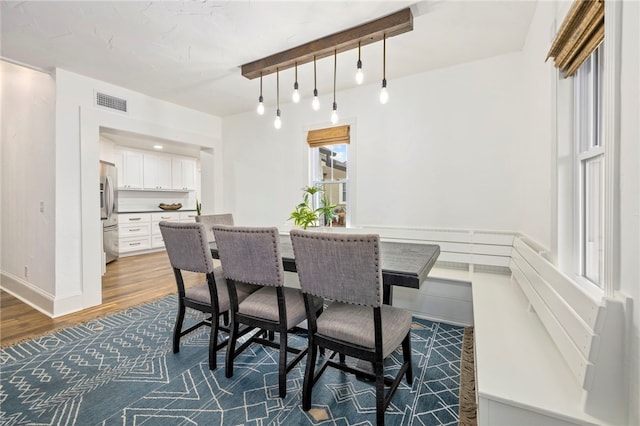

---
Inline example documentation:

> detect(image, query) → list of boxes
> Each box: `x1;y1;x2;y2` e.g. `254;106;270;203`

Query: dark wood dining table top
210;235;440;304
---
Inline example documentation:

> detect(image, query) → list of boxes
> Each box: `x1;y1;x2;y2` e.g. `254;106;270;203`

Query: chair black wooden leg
374;361;385;426
209;312;219;370
339;353;346;363
302;341;318;411
225;319;239;378
173;303;186;353
278;330;288;398
402;333;413;385
223;311;229;326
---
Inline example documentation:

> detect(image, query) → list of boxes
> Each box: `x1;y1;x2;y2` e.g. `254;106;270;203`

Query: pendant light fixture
331;50;338;124
355;41;364;85
292;62;300;103
312;55;320;111
274;68;282;129
379;34;389;104
257;72;265;115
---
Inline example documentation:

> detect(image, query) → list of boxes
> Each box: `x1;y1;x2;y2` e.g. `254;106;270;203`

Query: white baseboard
1;271;55;317
0;271;87;318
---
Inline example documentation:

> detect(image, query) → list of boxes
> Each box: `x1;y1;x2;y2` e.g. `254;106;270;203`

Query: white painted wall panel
619;2;640;424
0;62;56;302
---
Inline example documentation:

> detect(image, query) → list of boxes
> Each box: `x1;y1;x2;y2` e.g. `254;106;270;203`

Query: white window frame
309;143;350;227
574;45;605;288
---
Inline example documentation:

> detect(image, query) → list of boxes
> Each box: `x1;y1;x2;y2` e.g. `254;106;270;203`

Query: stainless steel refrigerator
100;161;119;263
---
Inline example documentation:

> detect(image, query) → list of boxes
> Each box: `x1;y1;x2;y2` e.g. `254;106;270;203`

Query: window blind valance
307;125;350;148
546;0;604;78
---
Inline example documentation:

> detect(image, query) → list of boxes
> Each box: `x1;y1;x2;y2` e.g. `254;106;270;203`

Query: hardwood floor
0;251;203;347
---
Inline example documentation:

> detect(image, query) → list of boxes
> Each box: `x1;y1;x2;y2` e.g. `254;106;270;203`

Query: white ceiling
1;1;537;118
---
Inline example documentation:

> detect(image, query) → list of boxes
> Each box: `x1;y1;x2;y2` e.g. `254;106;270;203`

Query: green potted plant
316;195;337;227
289;186;338;229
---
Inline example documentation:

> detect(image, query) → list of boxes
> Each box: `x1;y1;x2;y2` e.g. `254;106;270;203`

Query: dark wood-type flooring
0;251;202;347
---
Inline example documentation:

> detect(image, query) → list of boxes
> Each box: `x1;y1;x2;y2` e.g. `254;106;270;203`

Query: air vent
95;92;127;113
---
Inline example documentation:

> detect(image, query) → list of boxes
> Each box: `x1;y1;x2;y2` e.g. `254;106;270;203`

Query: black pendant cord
313;56;317;96
382;34;386;83
333;50;337;105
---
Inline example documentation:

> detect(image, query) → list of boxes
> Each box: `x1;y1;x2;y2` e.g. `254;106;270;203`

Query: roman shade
546;0;604;78
307;125;350;148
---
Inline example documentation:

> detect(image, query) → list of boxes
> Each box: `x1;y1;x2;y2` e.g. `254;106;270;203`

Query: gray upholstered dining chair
159;221;258;370
211;225;323;398
195;213;234;242
290;229;413;426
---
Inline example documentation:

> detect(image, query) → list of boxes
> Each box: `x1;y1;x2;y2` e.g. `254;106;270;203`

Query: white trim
303;117;357;228
0;272;55;317
550;17;559;265
603;0;622;298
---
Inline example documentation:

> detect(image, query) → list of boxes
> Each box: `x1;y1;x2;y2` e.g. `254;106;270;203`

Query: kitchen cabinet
119;213;151;253
143;155;172;190
115;147;197;192
151;212;181;248
115;150;143;189
180;211;197;222
119;211;193;254
171;158;197;190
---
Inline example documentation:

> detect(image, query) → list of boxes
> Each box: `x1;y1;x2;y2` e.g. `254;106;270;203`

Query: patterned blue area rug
0;295;464;425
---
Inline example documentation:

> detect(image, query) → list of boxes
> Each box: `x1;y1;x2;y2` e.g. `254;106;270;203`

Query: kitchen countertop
118;209;197;214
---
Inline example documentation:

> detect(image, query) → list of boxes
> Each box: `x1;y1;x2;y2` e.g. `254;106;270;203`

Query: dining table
210;235;440;305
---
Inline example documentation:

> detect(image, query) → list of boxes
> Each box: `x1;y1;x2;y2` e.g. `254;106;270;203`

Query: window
310;144;349;227
574;45;604;286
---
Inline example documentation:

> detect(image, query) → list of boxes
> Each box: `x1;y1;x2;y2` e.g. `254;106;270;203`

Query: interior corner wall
518;1;557;250
222;51;541;236
0;61;56;311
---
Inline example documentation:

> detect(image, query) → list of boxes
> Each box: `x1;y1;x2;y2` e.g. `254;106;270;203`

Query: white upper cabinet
115;150;143;189
143;155;172;190
171;158;197;190
115;147;197;191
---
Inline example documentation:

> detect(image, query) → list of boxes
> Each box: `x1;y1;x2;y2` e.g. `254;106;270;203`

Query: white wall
1;62;57;314
519;1;556;250
54;68;223;315
519;1;640;422
2;66;223;316
619;1;640;423
223;51;533;235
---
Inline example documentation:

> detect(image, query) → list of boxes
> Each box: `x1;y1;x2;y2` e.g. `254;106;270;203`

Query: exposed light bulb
257;72;265;115
274;109;282;129
257;95;265;115
355;60;364;85
331;102;339;124
379;79;389;104
312;88;320;111
292;81;300;103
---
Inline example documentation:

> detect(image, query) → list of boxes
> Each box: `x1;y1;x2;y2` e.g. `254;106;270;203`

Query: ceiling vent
95;91;128;113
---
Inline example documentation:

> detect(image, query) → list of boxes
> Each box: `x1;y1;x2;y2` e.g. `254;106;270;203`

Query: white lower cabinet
151;212;181;248
180;212;197;222
119;211;197;255
119;213;152;254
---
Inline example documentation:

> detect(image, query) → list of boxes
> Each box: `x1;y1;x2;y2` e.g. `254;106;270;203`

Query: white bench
472;236;626;425
286;224;627;424
356;226;627;425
